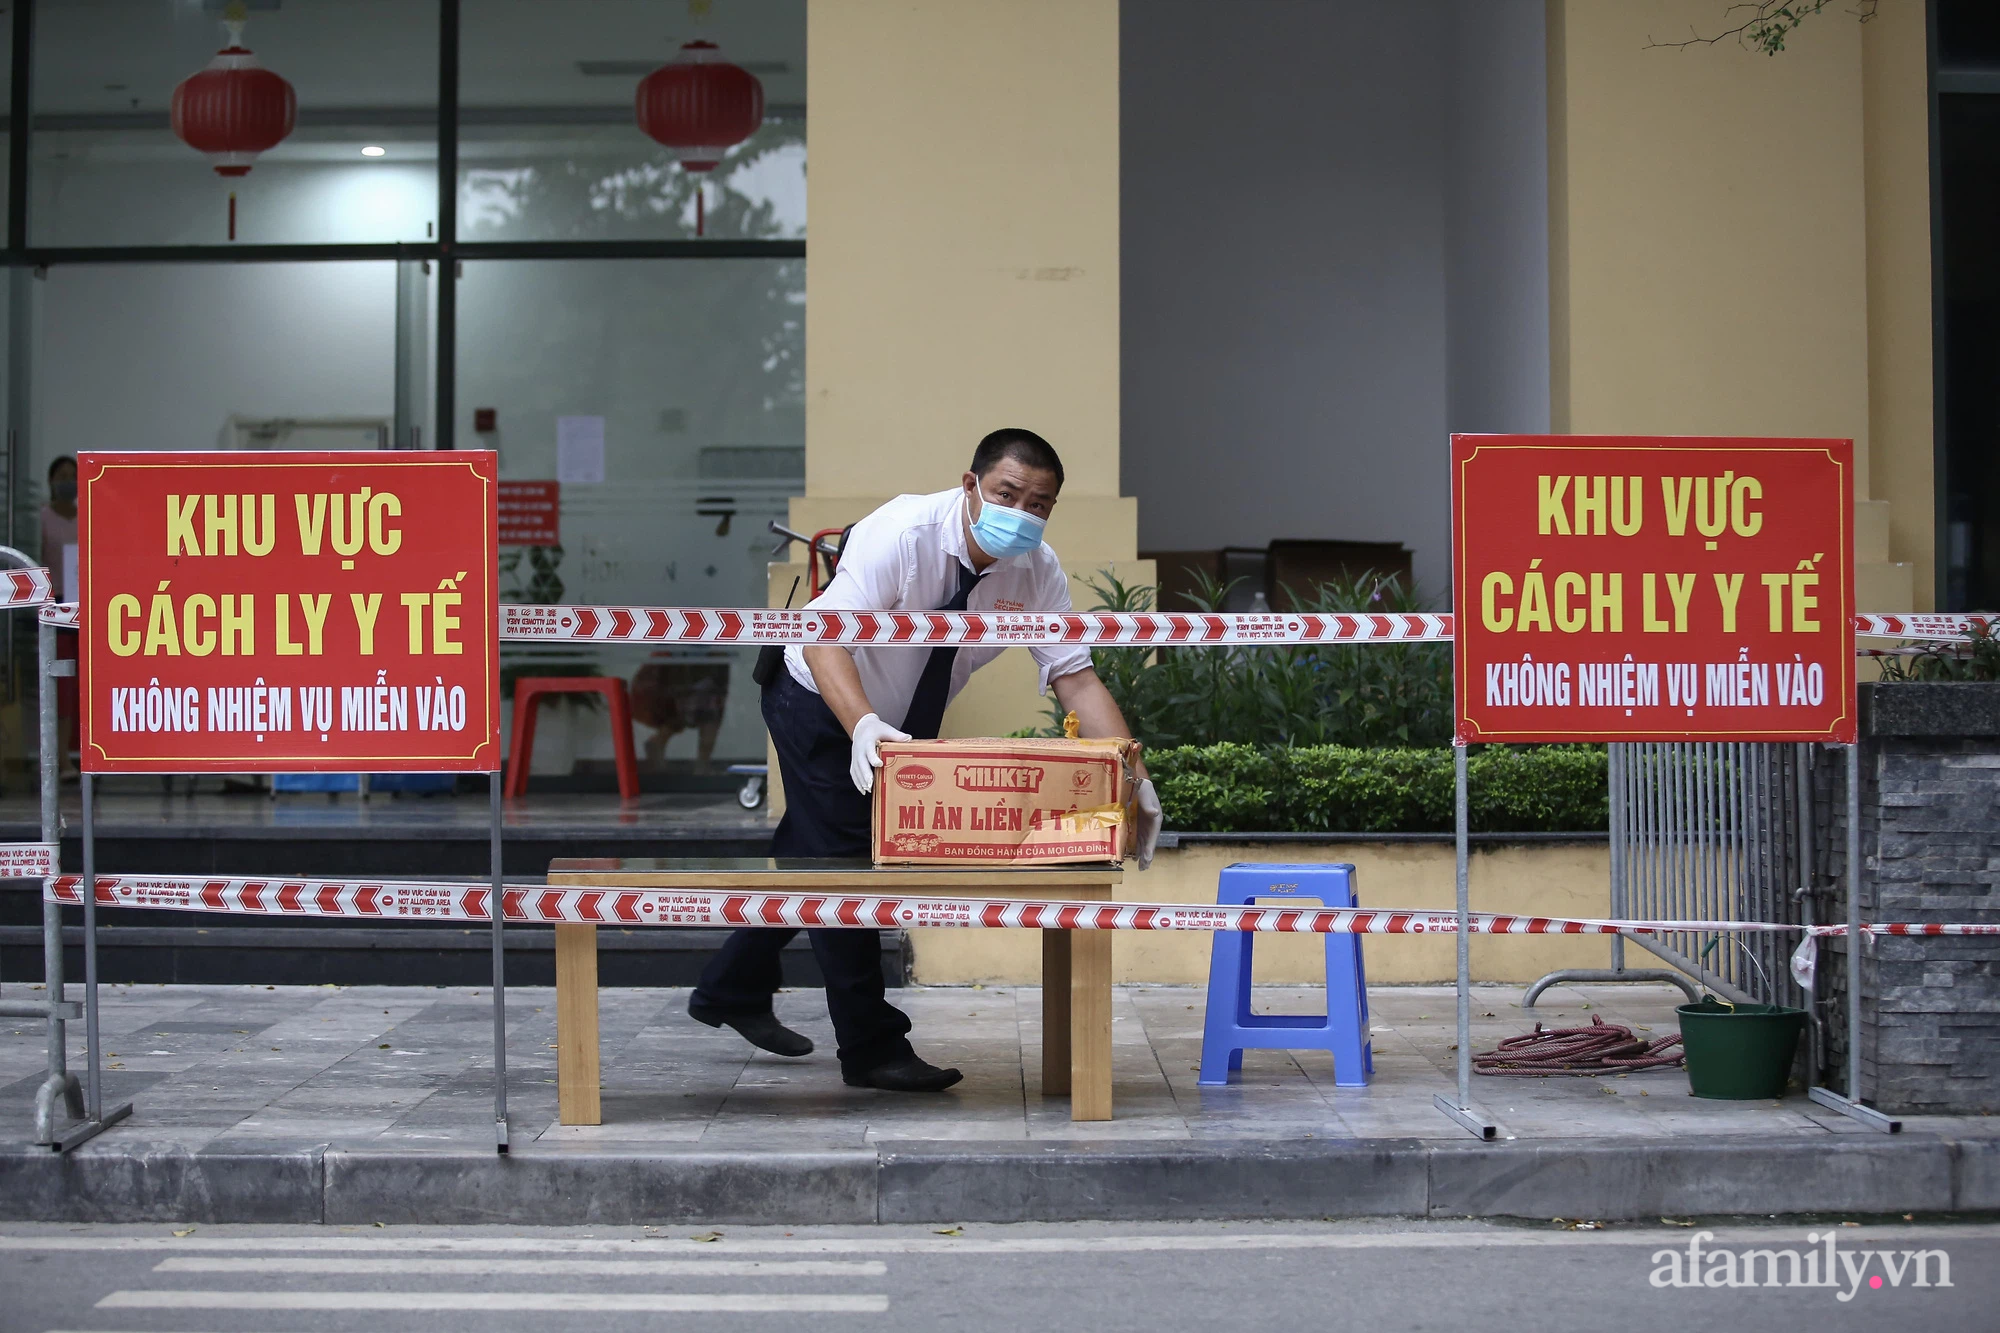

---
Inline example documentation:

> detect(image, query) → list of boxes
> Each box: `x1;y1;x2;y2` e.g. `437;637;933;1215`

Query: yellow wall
909;839;1619;986
772;0;1134;823
1548;0;1869;452
1547;0;1932;608
1862;1;1936;608
804;0;1123;504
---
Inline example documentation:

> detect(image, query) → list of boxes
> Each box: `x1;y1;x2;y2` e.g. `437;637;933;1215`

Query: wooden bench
546;857;1124;1121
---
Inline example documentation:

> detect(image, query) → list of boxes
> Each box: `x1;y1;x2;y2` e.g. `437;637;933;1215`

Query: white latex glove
1133;778;1163;871
848;712;911;794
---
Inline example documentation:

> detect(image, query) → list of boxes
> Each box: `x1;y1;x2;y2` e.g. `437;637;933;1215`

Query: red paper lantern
171;21;297;178
635;40;764;171
635;39;763;235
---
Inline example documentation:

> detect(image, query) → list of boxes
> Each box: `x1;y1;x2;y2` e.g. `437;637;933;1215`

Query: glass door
458;255;804;786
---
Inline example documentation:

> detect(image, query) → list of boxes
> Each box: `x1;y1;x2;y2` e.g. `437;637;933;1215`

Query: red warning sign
1452;435;1855;744
79;451;501;773
498;480;559;546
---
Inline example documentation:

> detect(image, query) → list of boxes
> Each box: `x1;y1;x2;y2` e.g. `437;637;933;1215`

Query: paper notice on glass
556;416;606;485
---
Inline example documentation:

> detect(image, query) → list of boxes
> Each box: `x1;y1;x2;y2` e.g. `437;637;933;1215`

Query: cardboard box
872;736;1138;866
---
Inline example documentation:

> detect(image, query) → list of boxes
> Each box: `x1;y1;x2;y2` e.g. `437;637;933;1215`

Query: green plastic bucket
1676;1000;1807;1100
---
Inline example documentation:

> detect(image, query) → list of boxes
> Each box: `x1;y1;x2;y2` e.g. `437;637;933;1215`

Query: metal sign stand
489;770;509;1153
66;767;133;1148
1807;742;1900;1133
1433;742;1497;1140
11;594;130;1150
22;614;83;1145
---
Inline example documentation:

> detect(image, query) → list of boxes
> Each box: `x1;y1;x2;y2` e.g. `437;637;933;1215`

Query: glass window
19;257;402;780
1938;0;2000;70
459;0;804;242
0;13;12;235
1937;94;2000;611
459;257;803;776
31;260;401;465
31;0;438;247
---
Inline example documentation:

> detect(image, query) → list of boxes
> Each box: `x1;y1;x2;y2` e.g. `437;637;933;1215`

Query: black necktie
900;560;981;739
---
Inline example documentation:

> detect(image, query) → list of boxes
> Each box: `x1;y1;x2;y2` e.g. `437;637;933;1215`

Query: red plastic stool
505;677;639;801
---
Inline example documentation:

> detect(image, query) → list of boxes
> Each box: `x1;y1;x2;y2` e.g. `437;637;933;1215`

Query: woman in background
39;456;77;780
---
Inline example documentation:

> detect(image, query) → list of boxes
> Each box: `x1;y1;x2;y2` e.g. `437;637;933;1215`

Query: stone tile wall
1820;685;2000;1114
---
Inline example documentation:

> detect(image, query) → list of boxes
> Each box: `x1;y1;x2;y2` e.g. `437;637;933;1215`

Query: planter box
1826;682;2000;1115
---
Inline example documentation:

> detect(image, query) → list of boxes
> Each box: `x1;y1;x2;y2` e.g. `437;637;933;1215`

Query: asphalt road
1;1219;1993;1332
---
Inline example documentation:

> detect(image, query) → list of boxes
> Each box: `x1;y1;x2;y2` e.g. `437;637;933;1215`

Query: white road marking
7;1224;1992;1256
153;1256;886;1277
97;1291;889;1313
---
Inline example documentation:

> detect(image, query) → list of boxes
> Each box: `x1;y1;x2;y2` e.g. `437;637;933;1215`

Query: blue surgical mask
50;481;75;505
969;484;1046;559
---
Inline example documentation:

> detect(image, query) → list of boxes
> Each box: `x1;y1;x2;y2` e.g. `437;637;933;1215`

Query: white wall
1121;0;1549;600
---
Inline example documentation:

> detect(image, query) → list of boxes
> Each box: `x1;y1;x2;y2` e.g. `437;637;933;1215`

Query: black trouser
690;670;915;1075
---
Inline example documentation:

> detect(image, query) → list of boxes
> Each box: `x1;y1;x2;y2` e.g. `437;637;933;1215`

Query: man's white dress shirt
783;488;1092;727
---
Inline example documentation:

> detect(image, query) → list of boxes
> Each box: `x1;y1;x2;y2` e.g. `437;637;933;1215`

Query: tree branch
1646;0;1876;57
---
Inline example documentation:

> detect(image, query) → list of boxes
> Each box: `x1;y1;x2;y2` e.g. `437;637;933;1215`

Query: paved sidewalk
2;981;1985;1149
3;981;1995;1223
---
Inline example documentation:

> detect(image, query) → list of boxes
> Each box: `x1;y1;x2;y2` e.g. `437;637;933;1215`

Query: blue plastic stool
1198;863;1373;1087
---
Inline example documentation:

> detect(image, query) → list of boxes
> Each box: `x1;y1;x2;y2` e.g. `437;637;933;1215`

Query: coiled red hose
1473;1014;1684;1076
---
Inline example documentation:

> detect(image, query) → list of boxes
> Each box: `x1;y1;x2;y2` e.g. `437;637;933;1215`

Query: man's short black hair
970;428;1064;488
47;455;75;482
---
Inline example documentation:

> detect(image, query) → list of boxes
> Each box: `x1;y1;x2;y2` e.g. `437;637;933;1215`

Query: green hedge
1147;744;1608;834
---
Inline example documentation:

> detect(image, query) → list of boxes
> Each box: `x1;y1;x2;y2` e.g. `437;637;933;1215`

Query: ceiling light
360;145;386;157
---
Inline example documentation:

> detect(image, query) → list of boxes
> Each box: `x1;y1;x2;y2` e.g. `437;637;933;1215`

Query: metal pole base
1523;967;1701;1008
32;1070;85;1145
0;999;81;1019
1809;1086;1902;1134
50;1100;132;1154
488;773;508;1157
1433;1093;1499;1141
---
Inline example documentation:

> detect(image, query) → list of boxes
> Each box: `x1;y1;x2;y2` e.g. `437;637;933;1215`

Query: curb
4;1134;1997;1225
0;1148;323;1224
876;1139;1429;1222
323;1150;877;1226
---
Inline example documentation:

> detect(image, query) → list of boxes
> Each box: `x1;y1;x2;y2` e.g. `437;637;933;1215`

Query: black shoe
688;1003;814;1057
843;1054;963;1092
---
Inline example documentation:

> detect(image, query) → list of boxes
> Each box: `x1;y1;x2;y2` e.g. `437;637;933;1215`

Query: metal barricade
0;547;100;1145
1615;742;1816;1009
1525;742;1817;1019
26;609;86;1141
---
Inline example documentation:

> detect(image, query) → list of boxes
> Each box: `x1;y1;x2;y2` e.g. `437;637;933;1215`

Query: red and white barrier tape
505;606;1997;646
32;599;1997;644
1853;613;1995;641
43;873;2000;940
0;843;58;879
501;605;1454;646
0;568;51;611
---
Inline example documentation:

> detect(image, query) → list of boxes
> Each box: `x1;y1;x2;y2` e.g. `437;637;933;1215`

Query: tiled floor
3;981;1988;1151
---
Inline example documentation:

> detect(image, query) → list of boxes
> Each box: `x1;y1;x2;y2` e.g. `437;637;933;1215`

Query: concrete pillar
1861;1;1935;610
789;0;1143;741
1545;0;1920;610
